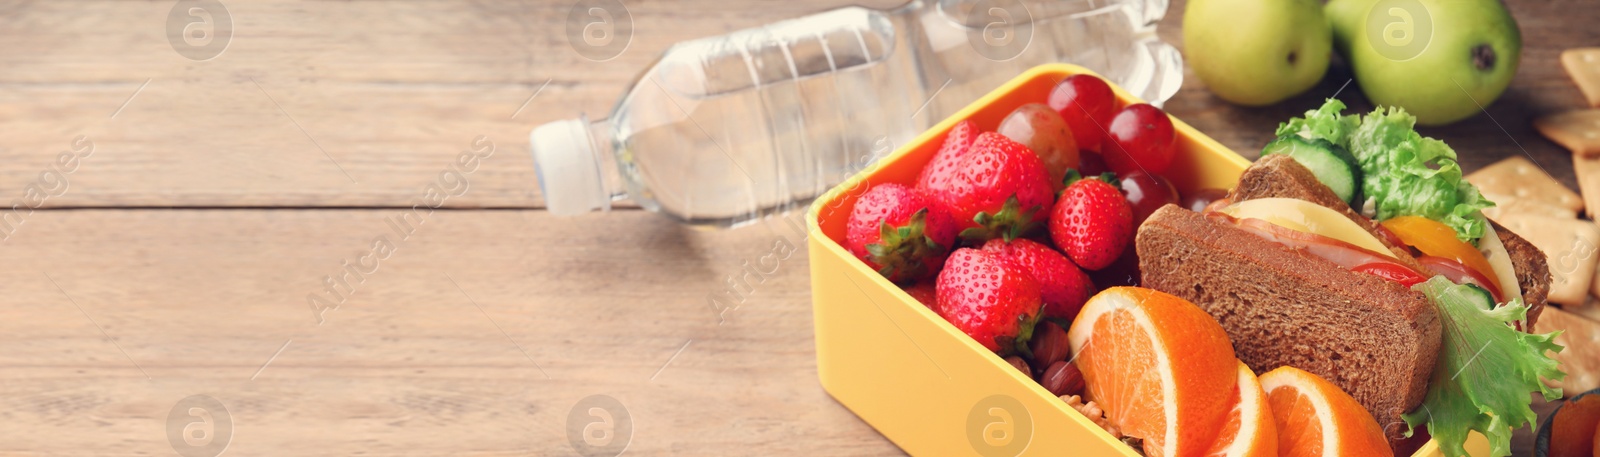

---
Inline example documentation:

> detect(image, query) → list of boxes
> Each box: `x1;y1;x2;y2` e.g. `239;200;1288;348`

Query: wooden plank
0;0;909;209
0;208;896;455
4;0;1595;208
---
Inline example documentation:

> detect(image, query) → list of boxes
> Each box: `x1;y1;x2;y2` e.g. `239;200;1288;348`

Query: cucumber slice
1458;283;1496;310
1262;136;1363;206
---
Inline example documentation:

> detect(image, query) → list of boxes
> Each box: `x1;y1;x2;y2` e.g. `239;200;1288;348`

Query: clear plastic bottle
531;0;1181;227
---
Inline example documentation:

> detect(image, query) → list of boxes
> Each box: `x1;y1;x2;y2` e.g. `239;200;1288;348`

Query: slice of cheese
1477;216;1523;303
1219;198;1397;258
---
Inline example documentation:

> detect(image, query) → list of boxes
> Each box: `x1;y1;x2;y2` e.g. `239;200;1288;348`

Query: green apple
1342;0;1521;125
1184;0;1332;106
1326;0;1379;54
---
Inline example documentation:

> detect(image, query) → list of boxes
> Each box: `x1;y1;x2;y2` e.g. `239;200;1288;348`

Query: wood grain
4;0;1590;208
0;208;883;455
0;0;904;208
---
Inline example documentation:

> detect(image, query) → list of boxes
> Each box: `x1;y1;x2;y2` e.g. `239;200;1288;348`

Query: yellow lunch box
806;63;1488;457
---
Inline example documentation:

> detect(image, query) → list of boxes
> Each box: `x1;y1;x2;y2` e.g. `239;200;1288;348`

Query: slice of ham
1211;213;1508;303
1207;213;1427;284
1417;255;1505;304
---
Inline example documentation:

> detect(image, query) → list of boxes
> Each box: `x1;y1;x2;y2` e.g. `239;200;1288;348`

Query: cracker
1533;306;1600;397
1465;156;1583;212
1575;152;1600;218
1575;295;1600;323
1561;48;1600;108
1535;110;1600;157
1480;192;1575;222
1498;215;1599;306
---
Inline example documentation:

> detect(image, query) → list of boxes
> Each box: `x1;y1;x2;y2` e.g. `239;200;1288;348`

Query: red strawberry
1050;171;1133;271
981;238;1095;322
934;132;1055;243
916;120;978;213
935;248;1043;354
846;183;957;283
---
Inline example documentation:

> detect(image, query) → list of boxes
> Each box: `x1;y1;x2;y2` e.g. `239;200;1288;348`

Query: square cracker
1535;110;1600;157
1533;306;1600;397
1562;48;1600;108
1577;294;1600;323
1465;156;1583;212
1575;152;1600;218
1480;192;1575;222
1498;215;1599;307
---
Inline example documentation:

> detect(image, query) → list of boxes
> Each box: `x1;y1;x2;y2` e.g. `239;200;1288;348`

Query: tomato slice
1381;216;1499;290
1353;262;1428;287
1418;255;1505;303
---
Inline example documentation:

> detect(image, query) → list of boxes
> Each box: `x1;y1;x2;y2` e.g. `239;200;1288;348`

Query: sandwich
1136;100;1564;457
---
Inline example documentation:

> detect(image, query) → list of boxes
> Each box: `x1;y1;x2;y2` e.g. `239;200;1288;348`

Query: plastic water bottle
532;0;1181;228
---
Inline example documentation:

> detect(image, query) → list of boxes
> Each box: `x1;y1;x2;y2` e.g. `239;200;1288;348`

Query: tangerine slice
1206;362;1278;457
1067;287;1238;457
1260;366;1392;457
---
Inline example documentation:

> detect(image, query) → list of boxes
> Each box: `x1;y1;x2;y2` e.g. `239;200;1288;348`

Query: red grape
1119;170;1178;226
1048;75;1117;153
997;103;1078;186
1181;188;1229;213
1104;104;1177;175
1077;150;1110;178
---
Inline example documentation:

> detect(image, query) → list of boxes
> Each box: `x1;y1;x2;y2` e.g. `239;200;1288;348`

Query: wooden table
0;0;1588;455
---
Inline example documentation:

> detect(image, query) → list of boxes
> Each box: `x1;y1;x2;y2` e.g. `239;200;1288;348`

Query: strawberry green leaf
1061;169;1083;188
864;209;944;283
958;196;1042;245
1060;169;1121;199
1096;172;1118;186
1404;276;1565;457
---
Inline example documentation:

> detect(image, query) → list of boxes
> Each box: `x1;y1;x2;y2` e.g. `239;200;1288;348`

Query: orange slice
1205;362;1278;457
1067;287;1238;457
1259;366;1393;457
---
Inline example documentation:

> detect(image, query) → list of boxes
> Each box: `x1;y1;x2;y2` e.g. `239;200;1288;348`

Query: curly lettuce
1275;100;1494;243
1405;277;1565;457
1276;98;1358;146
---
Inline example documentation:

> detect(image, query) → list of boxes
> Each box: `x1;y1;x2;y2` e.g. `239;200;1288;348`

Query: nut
1004;355;1030;377
1061;394;1119;438
1028;320;1069;373
1040;360;1085;397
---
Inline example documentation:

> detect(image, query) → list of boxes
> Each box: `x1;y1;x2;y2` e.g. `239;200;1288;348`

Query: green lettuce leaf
1277;100;1494;243
1405;277;1565;457
1275;98;1358;146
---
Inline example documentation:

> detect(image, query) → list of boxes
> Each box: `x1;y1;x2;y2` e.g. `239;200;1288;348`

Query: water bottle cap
530;118;608;216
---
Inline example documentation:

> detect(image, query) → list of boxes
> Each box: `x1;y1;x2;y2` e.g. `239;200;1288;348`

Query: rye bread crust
1137;205;1441;447
1228;155;1551;326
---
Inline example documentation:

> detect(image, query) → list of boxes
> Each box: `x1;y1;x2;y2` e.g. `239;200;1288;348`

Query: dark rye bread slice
1228;155;1551;327
1137;205;1441;447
